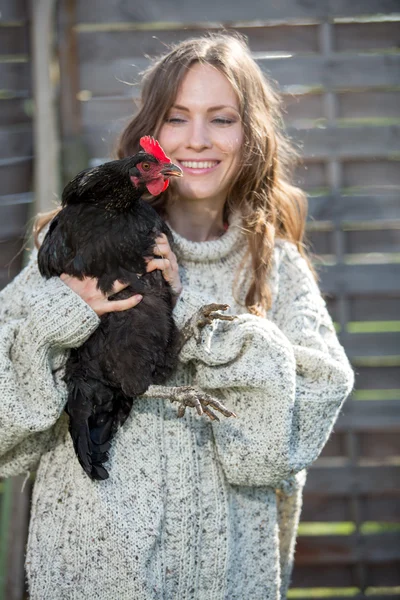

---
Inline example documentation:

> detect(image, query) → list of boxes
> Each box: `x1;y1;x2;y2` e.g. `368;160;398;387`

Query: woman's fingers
109;279;130;295
146;235;183;302
60;273;143;316
146;258;171;273
104;294;143;313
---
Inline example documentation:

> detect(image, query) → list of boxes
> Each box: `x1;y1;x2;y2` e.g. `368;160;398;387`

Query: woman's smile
177;159;221;174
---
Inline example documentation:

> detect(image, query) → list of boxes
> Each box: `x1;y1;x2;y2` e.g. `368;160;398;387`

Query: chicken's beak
161;163;183;178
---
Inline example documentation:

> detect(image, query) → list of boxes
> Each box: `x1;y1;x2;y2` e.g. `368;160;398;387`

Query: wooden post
1;477;32;600
30;0;60;213
58;0;89;187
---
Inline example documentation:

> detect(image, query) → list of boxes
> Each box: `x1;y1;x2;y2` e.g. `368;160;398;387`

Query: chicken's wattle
146;178;169;195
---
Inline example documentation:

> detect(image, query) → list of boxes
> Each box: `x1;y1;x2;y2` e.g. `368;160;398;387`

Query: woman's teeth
180;161;218;169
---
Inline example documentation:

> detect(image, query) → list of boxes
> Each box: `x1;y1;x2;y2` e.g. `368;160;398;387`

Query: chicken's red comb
139;136;171;163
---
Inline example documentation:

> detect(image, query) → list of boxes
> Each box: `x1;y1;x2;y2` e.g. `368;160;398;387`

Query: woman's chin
177;185;225;203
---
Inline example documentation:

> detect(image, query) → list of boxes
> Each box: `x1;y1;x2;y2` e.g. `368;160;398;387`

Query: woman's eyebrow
171;104;239;113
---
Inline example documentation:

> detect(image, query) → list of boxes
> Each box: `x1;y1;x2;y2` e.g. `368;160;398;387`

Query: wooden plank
80;90;325;129
0;62;30;94
306;465;400;495
338;90;400;120
227;25;319;54
361;496;400;523
308;195;400;223
0;126;33;159
346;229;400;254
282;92;324;124
358;431;400;459
0;192;33;207
0;202;31;239
0;243;24;285
335;400;400;432
234;54;400;90
0;0;27;21
82;127;122;161
354;367;400;392
295;533;400;565
308;229;400;263
31;0;61;213
58;0;82;138
348;296;400;322
0;235;28;265
76;0;400;23
307;230;333;255
301;495;351;522
0;268;22;290
292;125;400;160
0;25;28;54
335;21;400;52
292;597;400;600
301;494;400;523
343;159;400;190
82;123;400;161
293;161;330;191
0;99;32;126
293;565;400;588
76;25;319;64
0;160;32;196
292;564;354;586
319;264;400;294
80;97;136;129
320;432;346;458
78;54;400;96
4;476;31;600
367;564;400;586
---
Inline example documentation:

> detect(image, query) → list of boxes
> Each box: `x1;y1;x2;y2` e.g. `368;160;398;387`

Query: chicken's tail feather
68;419;110;481
66;378;116;481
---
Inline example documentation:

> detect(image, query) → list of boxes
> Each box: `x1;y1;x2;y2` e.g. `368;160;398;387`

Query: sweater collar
168;211;246;263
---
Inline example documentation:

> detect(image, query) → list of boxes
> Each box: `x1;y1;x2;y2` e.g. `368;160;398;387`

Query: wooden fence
0;2;33;596
0;0;399;598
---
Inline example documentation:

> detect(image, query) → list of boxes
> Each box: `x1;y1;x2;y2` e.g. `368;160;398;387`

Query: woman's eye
165;117;186;124
213;118;234;125
142;162;151;170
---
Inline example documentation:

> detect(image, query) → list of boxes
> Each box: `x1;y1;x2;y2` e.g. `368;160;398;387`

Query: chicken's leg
141;385;236;421
142;305;237;421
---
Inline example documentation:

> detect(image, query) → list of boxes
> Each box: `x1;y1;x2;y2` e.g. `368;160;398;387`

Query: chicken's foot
142;385;236;421
179;303;236;350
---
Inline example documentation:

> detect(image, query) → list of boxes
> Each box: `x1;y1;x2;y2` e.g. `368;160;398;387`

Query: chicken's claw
172;385;237;421
141;385;237;421
195;303;236;329
180;303;236;348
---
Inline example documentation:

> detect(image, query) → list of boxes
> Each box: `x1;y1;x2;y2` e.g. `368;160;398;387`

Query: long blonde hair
35;32;315;315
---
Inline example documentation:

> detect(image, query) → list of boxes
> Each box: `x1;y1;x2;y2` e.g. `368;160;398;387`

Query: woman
0;34;354;599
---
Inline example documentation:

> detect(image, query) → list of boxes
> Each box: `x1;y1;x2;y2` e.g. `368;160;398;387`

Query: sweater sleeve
0;253;100;477
172;286;212;330
178;242;354;487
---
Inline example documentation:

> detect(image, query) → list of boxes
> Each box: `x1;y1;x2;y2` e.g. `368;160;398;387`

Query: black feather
38;154;180;480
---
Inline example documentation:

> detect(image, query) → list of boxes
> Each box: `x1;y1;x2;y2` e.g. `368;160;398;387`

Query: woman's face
158;62;244;209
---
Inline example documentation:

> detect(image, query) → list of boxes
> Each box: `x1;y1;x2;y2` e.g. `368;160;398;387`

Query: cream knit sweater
0;212;354;600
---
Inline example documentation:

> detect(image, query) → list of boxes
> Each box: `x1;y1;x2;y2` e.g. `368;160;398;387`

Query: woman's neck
166;202;226;242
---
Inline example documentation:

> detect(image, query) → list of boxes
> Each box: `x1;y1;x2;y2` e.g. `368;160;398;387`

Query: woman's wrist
27;277;100;349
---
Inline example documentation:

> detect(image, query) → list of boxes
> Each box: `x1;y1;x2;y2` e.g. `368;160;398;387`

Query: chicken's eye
142;162;151;171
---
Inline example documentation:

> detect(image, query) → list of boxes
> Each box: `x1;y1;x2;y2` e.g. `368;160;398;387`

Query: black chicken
38;136;234;481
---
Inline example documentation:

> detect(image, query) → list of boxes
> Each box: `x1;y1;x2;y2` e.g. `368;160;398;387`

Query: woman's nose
185;119;212;151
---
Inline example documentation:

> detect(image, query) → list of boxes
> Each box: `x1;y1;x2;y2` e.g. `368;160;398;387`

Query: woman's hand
60;275;143;317
145;233;183;303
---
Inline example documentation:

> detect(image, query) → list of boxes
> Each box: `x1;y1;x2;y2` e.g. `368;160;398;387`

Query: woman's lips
177;160;220;174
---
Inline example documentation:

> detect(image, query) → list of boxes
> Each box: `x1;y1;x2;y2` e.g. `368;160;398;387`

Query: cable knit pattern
0;212;354;600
